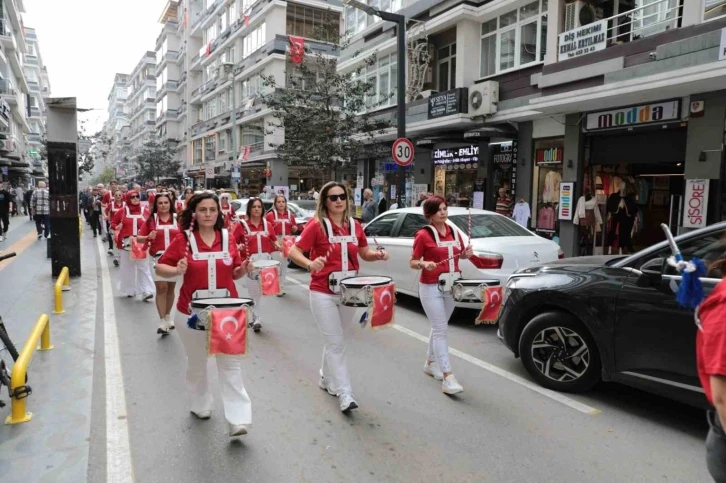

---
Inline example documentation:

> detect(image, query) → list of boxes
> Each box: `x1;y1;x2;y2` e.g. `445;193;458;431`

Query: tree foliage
89;166;116;185
258;28;392;176
134;137;180;183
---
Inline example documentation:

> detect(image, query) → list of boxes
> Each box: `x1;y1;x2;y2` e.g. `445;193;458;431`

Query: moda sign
585;100;680;131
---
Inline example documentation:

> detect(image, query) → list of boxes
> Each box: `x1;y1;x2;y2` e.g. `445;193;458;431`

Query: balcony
156;80;179;100
0;19;18;51
29;107;41;118
156;109;180;124
154;50;179;75
24;55;39;66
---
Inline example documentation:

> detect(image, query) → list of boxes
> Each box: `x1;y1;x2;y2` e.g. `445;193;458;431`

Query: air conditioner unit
564;1;604;31
416;90;436;101
468;81;498;117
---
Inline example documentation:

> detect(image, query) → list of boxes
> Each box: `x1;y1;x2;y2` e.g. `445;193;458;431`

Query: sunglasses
129;195;140;199
326;194;347;202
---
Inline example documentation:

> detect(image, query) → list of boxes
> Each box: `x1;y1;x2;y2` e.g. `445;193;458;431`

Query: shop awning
463;125;518;140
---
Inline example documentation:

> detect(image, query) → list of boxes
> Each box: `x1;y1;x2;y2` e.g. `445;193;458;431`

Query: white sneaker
107;249;114;256
165;314;175;330
317;372;336;397
442;375;464;395
191;409;211;419
229;423;249;437
157;319;169;336
250;317;262;332
423;360;444;380
142;292;154;301
339;393;358;412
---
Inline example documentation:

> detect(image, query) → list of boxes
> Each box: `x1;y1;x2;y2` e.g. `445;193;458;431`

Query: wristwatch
306;261;313;272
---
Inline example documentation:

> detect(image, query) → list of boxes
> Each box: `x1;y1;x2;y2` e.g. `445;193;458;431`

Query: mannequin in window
512;198;531;228
606;182;638;255
574;189;602;255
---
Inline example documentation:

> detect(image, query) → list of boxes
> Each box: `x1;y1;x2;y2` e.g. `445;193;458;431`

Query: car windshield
448;214;533;238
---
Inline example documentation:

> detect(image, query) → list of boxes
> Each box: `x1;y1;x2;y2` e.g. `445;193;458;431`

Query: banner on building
558;182;574;220
683;179;709;229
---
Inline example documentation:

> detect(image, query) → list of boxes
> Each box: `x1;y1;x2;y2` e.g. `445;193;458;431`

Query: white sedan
358;207;563;309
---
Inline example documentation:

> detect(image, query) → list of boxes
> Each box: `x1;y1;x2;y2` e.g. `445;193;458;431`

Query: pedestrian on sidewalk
23;186;33;220
81;186;93;225
30;181;50;240
409;195;472;395
288;181;389;413
137;192;179;335
111;190;155;301
155;192;253;437
89;187;103;238
361;189;377;224
266;194;297;297
233;198;277;333
14;184;24;216
106;190;125;265
0;183;12;240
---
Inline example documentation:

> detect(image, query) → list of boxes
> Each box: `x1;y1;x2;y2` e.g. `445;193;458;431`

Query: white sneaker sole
423;366;444;381
442;385;463;395
318;378;336;397
229;425;249;437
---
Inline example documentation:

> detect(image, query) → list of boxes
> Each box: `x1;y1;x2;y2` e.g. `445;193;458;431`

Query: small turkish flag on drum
130;237;148;260
476;287;503;324
369;284;395;329
209;308;248;356
260;267;281;296
282;236;295;258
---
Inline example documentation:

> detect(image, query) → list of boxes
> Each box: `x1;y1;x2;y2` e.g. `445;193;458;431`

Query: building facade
102;73;130;178
23;26;50;184
156;1;184;168
123;52;157;179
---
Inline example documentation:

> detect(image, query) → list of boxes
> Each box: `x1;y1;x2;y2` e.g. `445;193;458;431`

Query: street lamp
223;62;238;192
342;0;407;208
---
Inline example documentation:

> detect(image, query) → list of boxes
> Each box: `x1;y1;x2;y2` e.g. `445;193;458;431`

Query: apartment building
102;73;130;178
342;0;726;256
24;26;50;183
156;1;184;164
123;51;157;179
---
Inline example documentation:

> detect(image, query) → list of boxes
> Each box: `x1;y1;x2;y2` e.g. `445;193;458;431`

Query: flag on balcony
184;12;188;28
243;13;250;26
243;145;251;161
289;36;305;65
205;42;212;57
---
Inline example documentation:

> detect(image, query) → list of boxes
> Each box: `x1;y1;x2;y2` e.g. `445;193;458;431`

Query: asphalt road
91;243;713;483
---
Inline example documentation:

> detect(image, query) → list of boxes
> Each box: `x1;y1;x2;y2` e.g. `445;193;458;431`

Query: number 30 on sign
392;138;414;167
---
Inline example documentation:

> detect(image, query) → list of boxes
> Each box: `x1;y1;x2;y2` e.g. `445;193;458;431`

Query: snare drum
340;276;393;307
452;279;500;302
249;259;280;280
189;297;254;330
121;236;132;251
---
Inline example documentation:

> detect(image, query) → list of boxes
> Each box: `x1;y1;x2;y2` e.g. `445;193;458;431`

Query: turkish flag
209;307;248;355
369;284;395;329
476;287;503;324
205;42;211;57
130;237;147;260
260;267;281;296
289;36;305;65
243;145;251;161
243;13;250;26
282;236;295;258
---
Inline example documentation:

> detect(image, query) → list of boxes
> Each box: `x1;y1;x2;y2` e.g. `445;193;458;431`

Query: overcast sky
24;0;168;133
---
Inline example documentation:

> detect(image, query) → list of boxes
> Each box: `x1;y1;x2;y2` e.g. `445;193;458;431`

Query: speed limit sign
392;138;415;167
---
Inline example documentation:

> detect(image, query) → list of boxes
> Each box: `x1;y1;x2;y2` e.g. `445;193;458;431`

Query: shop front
530;138;563;240
432;144;482;207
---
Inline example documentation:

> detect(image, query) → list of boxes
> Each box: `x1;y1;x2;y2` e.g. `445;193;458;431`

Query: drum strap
323;217;357;272
426;225;459;274
187;229;230;292
240;219;270;255
274;210;293;236
125;206;143;236
154;214;177;249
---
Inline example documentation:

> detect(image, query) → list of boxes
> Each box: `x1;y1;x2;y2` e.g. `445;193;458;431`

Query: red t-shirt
696;279;726;406
106;200;124;219
220;208;235;229
111;205;145;249
411;224;463;285
295;218;368;295
102;191;112;205
158;230;243;315
138;214;180;256
232;219;277;257
266;210;298;237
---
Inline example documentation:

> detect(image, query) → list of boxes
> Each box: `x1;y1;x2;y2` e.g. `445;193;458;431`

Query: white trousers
117;251;156;297
246;275;262;322
272;252;288;290
309;291;357;396
419;283;455;373
175;311;252;425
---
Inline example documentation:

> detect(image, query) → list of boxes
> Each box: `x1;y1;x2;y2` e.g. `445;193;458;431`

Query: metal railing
5;314;53;425
604;0;682;45
53;266;70;314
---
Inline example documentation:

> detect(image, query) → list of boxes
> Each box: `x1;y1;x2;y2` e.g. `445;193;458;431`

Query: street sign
392;138;414;167
205;167;215;179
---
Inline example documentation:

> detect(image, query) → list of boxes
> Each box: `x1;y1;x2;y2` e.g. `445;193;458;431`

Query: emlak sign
683;179;709;229
585;100;680;131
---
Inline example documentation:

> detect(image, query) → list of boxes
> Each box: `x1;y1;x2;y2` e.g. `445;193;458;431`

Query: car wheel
518;311;601;393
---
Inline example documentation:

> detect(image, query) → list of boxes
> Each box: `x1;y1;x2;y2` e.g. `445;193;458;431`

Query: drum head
253;260;279;269
191;297;253;308
341;276;392;287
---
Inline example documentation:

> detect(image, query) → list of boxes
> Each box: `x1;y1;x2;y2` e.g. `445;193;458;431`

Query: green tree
135;136;181;184
258;28;392;179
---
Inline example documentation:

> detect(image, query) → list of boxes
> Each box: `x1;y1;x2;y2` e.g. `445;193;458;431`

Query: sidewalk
0;219;99;483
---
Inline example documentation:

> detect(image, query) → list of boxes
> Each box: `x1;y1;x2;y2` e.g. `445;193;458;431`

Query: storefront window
432;144;481;207
531;139;563;240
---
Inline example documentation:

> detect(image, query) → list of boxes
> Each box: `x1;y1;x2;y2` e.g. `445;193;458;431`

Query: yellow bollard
5;314;53;425
53;266;70;314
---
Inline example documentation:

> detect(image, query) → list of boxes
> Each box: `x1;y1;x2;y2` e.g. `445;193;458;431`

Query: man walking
89;186;103;238
24;186;33;220
14;184;24;216
362;188;377;224
0;183;12;240
31;181;50;240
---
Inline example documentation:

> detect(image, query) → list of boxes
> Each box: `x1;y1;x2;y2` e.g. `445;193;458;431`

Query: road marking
286;275;600;416
97;242;135;482
0;230;38;271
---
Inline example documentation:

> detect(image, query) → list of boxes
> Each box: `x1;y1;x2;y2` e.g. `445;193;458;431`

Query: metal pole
396;17;406;208
230;70;237;192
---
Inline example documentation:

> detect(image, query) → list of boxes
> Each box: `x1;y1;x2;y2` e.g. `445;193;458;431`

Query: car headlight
502;274;535;307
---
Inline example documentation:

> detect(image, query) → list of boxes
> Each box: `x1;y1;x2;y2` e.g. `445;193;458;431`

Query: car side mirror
637;258;665;287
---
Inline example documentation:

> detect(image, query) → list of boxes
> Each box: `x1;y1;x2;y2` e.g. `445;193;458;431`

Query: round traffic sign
392;138;414;167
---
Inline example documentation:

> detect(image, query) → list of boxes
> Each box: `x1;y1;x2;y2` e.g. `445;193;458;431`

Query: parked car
358;207;562;309
498;221;726;408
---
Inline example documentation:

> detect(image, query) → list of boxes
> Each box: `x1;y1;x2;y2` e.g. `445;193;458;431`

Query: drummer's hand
462;245;473;259
375;249;388;261
177;258;188;275
148;230;157;240
309;256;326;273
292;226;298;234
233;264;247;278
422;261;437;271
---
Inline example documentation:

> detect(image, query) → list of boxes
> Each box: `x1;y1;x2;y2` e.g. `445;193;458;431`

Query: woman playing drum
265;194;297;297
137;192;179;335
288;182;388;412
111;190;156;300
233;198;277;332
409;195;472;395
106;190;125;267
155;192;253;437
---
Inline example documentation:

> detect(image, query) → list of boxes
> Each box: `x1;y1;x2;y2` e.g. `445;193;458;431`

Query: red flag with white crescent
205;42;211;57
209;308;248;355
369;284;395;329
476;286;502;324
289;35;305;65
243;145;251;161
260;266;281;296
282;236;295;258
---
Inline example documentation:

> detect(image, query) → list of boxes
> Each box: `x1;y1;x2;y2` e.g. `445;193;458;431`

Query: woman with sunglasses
106;190;125;267
233;198;277;332
137;192;179;335
289;182;388;413
265;194;297;297
409;196;472;395
156;193;254;437
111;190;156;301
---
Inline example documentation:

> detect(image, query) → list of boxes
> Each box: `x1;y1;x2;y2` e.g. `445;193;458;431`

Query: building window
360;53;397;110
243;23;266;58
205;135;216;161
437;43;456;92
286;4;340;42
157;68;167;92
241;123;264;146
219;131;227;152
344;0;401;36
228;1;237;23
219;11;228;33
157;38;168;64
480;0;548;78
242;74;263;99
205;24;217;45
220;90;227;112
193;139;203;163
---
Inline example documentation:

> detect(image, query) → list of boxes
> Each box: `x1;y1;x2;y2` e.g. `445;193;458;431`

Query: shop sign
558;20;607;62
231;167;240;182
491;142;516;164
558;182;574;221
432;145;479;166
535;147;563;166
585;100;680;131
205;167;215;179
720;28;726;61
683;179;709;229
428;88;467;120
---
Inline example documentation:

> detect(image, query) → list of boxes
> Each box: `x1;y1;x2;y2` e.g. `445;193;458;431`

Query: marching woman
289;182;388;412
137;192;179;335
265;194;297;296
233;198;277;332
156;192;253;437
106;190;125;266
111;190;156;300
220;193;236;228
409;195;472;395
